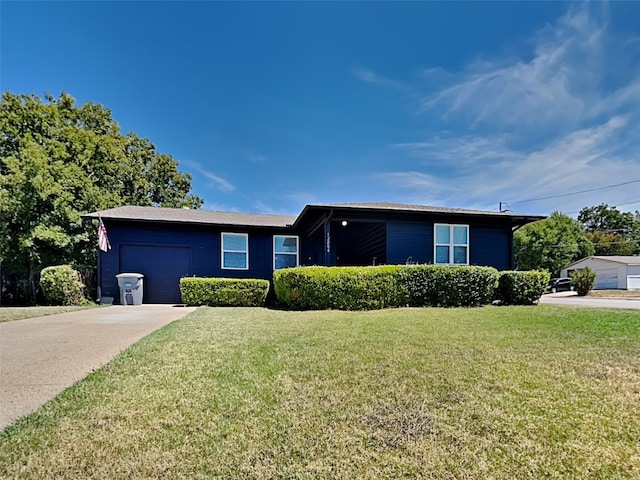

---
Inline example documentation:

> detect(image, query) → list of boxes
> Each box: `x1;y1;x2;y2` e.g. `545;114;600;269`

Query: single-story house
561;256;640;290
83;202;545;304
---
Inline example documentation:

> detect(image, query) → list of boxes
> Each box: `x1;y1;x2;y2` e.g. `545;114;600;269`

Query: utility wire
507;179;640;205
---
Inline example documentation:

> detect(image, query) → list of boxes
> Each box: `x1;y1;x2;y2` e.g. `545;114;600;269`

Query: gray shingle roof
591;256;640;265
83;206;297;228
301;202;545;219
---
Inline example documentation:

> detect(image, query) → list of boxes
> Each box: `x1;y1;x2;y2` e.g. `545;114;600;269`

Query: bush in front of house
570;267;596;296
495;270;550;305
274;264;499;310
399;265;499;307
180;277;270;307
273;265;405;310
40;265;88;306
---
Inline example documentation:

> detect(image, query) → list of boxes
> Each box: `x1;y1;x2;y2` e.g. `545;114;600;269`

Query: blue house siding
385;221;513;269
469;225;513;270
88;203;543;304
386;221;433;265
100;221;288;304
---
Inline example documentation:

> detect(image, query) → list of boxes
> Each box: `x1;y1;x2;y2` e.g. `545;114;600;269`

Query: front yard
1;306;639;479
0;305;98;323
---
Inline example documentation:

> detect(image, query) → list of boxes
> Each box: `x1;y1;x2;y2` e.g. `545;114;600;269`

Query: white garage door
595;268;618;289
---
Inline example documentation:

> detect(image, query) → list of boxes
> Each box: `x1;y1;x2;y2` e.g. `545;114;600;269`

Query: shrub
274;265;499;310
180;277;270;307
39;265;88;306
399;265;499;307
274;266;405;310
570;267;596;296
496;270;550;305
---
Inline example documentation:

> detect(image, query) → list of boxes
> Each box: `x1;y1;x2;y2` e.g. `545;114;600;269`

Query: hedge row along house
83;203;545;304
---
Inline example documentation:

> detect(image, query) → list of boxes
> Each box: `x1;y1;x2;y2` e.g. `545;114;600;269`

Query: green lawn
1;306;639;479
0;305;98;323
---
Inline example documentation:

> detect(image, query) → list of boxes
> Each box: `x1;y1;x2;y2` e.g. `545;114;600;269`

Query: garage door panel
595;268;618;290
120;245;192;304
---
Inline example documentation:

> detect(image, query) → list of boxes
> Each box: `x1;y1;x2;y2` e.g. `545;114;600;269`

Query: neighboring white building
561;256;640;290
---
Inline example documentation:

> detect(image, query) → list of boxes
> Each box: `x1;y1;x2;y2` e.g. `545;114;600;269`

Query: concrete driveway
0;304;196;430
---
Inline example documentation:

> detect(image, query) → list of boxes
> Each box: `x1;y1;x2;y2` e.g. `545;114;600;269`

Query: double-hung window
274;235;299;270
221;233;248;270
434;224;469;265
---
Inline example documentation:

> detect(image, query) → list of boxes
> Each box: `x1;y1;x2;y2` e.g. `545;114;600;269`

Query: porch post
324;220;331;266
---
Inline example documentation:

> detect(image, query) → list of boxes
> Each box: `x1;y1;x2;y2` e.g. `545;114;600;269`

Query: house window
434;224;469;265
222;233;248;270
274;235;298;270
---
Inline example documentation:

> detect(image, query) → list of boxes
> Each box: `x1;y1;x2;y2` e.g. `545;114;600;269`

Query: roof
82;206;297;228
565;256;640;268
293;202;545;226
83;202;545;229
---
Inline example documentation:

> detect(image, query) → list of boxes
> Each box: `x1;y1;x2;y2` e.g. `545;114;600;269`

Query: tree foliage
0;91;203;284
514;212;594;274
578;204;639;255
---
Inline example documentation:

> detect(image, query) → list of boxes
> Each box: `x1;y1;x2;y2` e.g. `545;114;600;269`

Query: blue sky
2;1;640;217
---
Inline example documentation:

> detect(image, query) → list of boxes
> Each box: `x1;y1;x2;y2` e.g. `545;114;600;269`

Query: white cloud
184;161;235;193
379;2;640;215
351;66;407;91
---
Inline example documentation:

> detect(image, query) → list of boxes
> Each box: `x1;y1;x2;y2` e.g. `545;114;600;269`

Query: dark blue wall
386;221;432;264
386;220;513;269
99;221;289;304
469;224;512;270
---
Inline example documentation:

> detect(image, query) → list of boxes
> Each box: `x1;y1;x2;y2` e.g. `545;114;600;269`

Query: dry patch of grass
0;305;98;323
1;306;639;479
588;289;640;298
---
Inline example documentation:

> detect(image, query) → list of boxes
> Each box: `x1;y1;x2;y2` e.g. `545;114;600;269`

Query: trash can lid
116;273;144;278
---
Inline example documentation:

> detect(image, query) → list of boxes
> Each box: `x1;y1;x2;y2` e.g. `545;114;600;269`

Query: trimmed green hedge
274;265;500;310
274;266;404;310
180;277;270;307
400;265;499;307
40;265;88;306
495;270;550;305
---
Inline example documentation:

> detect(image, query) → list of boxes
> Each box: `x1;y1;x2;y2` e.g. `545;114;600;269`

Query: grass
588;290;640;298
0;305;99;323
1;305;639;479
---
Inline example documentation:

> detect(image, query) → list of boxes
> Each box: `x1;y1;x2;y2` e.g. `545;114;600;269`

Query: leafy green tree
584;231;637;256
578;204;639;255
514;211;594;274
577;204;634;233
0;91;203;296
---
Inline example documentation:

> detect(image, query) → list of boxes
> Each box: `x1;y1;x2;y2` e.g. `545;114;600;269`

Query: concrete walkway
0;304;196;430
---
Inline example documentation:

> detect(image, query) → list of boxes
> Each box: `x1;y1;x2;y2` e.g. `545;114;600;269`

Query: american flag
98;216;111;252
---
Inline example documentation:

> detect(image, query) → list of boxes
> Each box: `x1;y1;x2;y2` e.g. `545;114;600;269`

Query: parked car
546;277;574;294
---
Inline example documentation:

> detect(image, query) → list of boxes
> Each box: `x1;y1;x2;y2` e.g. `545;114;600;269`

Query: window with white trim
221;233;248;270
274;235;299;270
434;224;469;265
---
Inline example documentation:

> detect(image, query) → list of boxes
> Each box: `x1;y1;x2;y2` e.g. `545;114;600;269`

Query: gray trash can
115;273;144;305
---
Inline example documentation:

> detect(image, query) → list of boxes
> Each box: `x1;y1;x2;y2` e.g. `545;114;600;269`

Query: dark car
546;277;573;294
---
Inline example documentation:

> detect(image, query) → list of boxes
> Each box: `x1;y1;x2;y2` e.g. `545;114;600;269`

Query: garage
595;268;618;290
119;244;192;304
561;256;640;290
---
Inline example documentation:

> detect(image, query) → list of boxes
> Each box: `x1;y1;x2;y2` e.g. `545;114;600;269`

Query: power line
508;179;640;205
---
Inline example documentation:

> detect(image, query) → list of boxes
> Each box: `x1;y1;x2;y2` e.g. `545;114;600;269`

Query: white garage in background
561;256;640;290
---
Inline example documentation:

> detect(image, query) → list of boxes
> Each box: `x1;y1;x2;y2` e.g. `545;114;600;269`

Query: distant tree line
0;91;202;304
514;204;640;275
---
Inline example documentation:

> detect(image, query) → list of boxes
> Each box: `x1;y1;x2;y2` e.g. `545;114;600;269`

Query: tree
577;204;639;255
584;231;637;256
577;204;634;234
514;211;594;274
0;91;203;297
